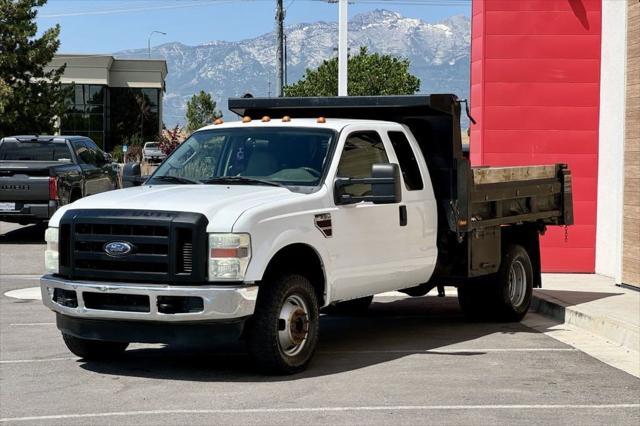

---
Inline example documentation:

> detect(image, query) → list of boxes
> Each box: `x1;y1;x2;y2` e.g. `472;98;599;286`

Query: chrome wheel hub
507;259;527;307
278;294;310;356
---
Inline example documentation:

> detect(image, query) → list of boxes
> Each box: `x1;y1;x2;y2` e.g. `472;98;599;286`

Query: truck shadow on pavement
0;223;46;244
78;295;550;381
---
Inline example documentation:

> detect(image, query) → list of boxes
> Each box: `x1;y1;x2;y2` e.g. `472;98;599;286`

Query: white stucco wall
595;0;627;281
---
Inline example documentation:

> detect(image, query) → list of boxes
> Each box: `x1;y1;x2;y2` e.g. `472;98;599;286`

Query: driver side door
327;129;408;301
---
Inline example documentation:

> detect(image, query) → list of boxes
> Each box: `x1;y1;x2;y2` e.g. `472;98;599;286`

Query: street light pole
148;30;167;58
337;0;348;96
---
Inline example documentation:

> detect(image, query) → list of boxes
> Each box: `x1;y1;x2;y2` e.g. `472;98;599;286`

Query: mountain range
115;9;471;126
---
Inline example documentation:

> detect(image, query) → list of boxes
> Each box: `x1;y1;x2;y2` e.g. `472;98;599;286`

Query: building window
109;88;161;146
60;84;106;149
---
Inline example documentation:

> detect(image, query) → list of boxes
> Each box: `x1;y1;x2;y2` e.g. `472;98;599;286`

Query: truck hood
50;184;304;231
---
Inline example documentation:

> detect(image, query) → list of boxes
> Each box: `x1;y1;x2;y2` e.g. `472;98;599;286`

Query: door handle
399;205;407;226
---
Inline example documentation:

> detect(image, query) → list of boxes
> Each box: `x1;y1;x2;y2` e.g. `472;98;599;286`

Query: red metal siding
470;0;602;272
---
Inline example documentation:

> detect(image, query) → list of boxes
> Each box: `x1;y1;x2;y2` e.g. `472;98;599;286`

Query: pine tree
0;0;68;136
185;91;222;133
284;47;420;97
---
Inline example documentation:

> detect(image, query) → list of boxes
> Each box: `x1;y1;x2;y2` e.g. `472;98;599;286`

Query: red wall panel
470;0;602;272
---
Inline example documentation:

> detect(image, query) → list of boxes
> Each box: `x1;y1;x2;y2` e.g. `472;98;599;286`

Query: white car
142;142;166;163
40;95;573;374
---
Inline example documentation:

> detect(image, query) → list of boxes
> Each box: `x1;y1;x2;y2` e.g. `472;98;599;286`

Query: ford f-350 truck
40;95;573;374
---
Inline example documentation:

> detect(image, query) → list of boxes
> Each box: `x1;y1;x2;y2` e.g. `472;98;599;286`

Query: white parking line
9;322;55;326
321;348;577;354
2;404;638;422
0;357;78;364
0;348;576;364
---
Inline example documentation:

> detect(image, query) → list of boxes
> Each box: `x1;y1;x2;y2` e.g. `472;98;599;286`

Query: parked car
0;135;119;224
142;142;166;163
40;95;573;374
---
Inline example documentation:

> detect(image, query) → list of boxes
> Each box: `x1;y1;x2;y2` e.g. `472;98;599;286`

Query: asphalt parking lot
1;223;639;425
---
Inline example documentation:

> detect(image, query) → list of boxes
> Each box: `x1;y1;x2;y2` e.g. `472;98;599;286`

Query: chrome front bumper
40;275;258;322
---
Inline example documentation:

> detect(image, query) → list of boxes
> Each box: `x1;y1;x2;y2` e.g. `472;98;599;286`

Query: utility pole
337;0;348;96
284;33;288;87
275;0;285;97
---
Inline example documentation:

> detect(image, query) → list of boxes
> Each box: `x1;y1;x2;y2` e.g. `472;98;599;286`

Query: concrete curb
531;292;640;352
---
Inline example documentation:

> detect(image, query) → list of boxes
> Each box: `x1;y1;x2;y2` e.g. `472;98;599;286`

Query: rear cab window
387;131;424;191
0;140;73;162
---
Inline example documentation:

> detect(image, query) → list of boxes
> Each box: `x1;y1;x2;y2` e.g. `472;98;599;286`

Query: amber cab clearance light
261;116;271;122
242;116;252;123
213;118;224;125
317;117;326;123
282;116;291;122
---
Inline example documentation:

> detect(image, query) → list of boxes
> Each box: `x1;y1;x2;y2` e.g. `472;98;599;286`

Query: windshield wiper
151;175;201;185
200;176;283;187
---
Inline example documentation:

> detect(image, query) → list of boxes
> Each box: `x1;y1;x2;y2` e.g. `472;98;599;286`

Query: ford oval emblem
103;241;134;257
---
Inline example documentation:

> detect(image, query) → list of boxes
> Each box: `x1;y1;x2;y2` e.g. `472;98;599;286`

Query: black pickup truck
0;136;118;224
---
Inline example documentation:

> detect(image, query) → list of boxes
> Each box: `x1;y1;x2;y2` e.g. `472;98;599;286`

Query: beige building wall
623;0;639;287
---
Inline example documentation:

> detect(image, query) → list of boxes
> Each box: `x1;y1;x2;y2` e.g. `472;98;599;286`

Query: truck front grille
58;209;208;284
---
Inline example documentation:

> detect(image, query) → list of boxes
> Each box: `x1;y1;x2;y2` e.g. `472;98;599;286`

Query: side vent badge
314;213;332;238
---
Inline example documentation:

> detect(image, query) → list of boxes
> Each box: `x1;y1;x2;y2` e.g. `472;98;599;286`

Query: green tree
185;91;222;133
0;0;68;136
284;47;420;97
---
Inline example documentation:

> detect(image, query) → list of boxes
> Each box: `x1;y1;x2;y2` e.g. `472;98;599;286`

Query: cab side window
388;131;424;190
85;139;106;166
337;131;388;197
73;141;95;165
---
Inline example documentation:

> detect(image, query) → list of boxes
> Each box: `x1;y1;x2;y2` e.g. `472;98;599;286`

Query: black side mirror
334;163;402;205
122;162;143;187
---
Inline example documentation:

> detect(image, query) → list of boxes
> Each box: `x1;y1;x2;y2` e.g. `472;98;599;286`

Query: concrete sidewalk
533;274;640;354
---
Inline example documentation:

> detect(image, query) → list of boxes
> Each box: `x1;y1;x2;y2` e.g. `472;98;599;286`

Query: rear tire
62;333;128;360
493;244;533;321
458;244;533;322
246;274;319;374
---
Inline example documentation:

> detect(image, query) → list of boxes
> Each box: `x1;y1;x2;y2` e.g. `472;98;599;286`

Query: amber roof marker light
242;116;252;123
317;117;326;123
213;118;224;125
282;116;291;122
261;116;271;122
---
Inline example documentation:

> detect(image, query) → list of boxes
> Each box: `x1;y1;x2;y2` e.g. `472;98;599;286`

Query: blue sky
36;0;471;54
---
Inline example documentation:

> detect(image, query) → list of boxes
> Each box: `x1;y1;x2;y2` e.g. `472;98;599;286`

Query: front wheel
246;274;319;374
62;333;128;360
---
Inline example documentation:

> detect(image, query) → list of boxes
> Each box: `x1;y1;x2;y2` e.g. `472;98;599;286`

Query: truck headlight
44;227;59;274
208;233;251;281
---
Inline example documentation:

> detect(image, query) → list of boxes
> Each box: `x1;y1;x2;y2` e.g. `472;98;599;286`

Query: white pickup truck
41;95;573;374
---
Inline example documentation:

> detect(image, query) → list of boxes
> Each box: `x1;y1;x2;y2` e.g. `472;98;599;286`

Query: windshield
145;143;159;149
149;127;335;188
0;141;73;162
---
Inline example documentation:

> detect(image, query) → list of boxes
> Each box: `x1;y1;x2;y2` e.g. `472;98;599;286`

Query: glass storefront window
60;84;161;152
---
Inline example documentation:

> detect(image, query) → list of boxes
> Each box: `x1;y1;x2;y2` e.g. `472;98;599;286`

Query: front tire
62;333;128;360
246;274;319;374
